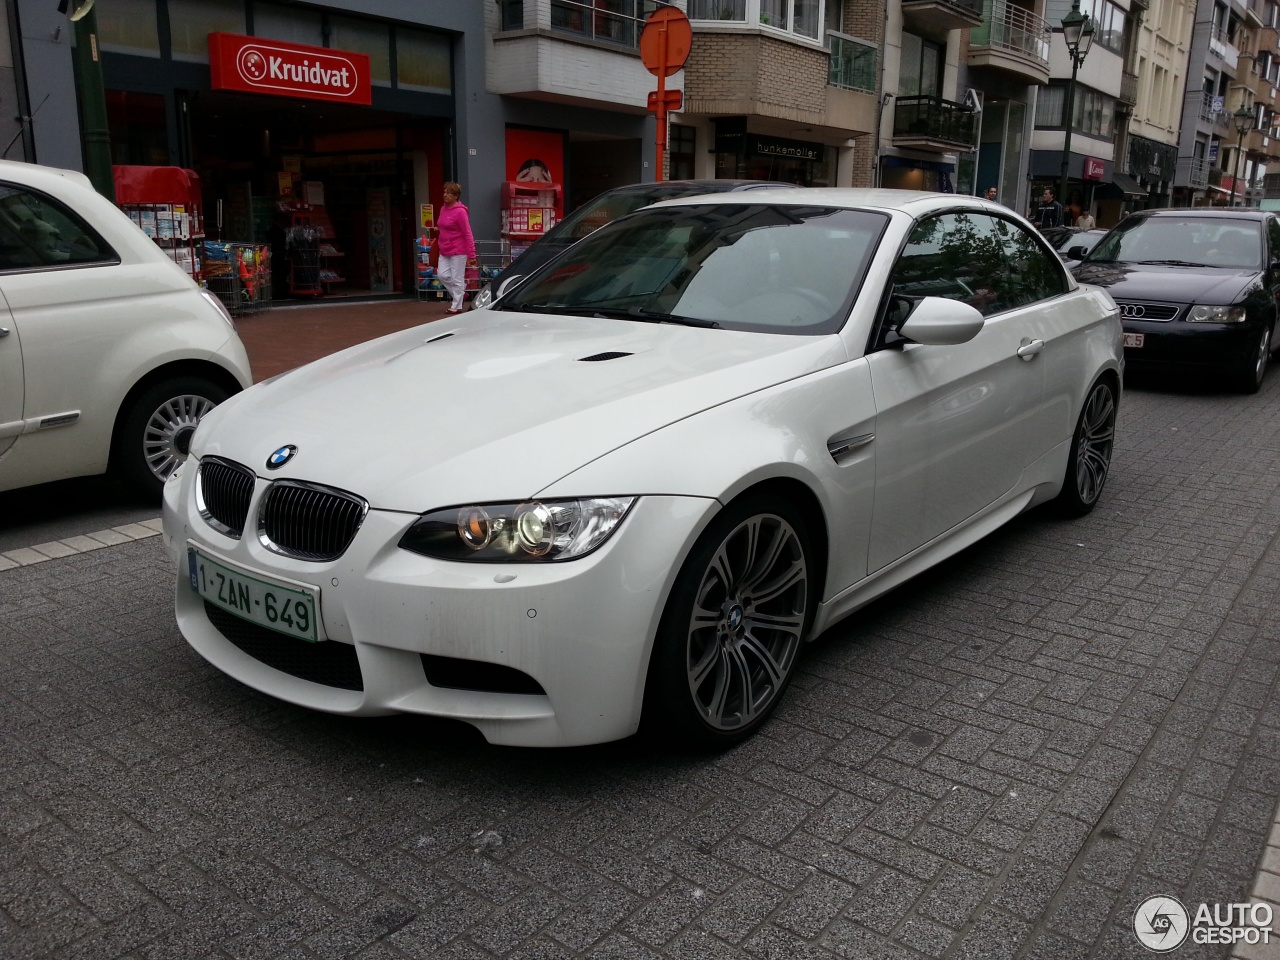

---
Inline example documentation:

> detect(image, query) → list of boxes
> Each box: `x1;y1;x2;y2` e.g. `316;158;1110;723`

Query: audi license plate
188;546;320;642
1122;332;1145;348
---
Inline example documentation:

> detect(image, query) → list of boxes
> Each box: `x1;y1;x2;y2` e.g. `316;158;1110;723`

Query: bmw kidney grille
196;457;256;538
257;479;369;561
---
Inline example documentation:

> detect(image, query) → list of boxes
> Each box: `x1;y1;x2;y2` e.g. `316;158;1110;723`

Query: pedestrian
984;186;999;203
1075;209;1096;229
1035;186;1064;230
433;181;477;314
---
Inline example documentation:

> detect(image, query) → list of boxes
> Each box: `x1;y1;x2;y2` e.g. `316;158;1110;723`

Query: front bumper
1122;318;1262;372
163;463;717;747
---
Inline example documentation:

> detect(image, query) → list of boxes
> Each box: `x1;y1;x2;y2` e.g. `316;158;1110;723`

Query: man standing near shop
1035;186;1064;230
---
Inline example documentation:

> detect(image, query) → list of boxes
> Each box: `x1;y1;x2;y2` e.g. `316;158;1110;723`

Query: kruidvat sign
209;33;372;105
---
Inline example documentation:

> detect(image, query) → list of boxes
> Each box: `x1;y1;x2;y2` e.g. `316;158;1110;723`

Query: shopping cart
417;238;511;301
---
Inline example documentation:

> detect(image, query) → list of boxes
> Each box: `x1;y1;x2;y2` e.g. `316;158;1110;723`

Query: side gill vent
579;351;633;362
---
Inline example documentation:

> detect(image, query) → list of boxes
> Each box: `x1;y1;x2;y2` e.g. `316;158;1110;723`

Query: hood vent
426;332;455;343
579;351;633;362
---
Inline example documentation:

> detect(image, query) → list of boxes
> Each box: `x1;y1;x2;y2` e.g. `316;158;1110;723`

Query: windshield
1087;216;1263;269
538;185;717;249
496;203;888;335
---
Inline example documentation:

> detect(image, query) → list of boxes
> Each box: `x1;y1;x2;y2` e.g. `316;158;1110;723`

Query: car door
863;211;1060;573
0;179;121;487
0;288;20;457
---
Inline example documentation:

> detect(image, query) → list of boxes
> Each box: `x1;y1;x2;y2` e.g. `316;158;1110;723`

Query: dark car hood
1072;261;1261;304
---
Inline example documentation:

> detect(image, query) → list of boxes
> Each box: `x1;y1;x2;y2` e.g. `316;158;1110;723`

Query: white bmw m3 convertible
162;189;1122;749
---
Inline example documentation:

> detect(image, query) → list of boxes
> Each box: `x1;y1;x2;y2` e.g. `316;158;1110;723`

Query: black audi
1070;208;1280;392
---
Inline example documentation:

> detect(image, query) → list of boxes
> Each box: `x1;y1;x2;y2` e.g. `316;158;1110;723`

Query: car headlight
1186;304;1247;323
399;497;636;562
471;283;494;311
201;289;237;331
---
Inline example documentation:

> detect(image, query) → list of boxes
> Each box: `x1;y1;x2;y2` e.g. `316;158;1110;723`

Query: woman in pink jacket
434;181;476;314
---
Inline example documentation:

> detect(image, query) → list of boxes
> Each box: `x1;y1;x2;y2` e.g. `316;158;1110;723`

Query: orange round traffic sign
640;7;692;78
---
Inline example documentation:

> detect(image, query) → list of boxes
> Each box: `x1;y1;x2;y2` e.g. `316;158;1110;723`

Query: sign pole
655;21;668;182
640;8;691;185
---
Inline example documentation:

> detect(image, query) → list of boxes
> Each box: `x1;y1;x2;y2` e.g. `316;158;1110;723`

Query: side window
0;183;115;271
998;218;1070;307
886;212;1012;317
1267;216;1280;266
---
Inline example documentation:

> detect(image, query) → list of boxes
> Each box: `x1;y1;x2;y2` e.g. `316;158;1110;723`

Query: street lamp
1230;102;1253;207
1057;1;1095;206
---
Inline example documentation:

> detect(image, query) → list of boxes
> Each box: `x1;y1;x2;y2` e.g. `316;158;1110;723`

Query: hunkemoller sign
208;33;372;106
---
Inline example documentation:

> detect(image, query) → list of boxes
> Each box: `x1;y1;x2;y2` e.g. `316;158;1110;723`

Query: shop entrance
181;91;447;301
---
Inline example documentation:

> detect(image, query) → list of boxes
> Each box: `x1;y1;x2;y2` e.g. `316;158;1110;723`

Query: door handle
0;327;9;338
1017;338;1044;360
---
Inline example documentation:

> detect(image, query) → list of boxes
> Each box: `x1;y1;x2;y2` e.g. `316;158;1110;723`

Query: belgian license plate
188;546;320;642
1123;332;1145;348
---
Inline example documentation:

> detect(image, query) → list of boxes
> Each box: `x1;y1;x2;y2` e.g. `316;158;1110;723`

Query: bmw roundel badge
266;445;297;469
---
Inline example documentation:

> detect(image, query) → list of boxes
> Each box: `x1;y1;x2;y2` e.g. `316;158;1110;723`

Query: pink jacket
436;201;476;258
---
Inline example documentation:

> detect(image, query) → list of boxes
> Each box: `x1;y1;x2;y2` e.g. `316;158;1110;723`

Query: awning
1099;173;1148;199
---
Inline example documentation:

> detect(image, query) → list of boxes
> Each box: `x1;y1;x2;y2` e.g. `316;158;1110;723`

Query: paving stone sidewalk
1;372;1279;959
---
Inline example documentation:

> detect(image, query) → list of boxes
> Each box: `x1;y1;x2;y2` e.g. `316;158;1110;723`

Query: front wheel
643;496;814;750
1052;378;1116;518
1232;322;1271;394
112;376;229;499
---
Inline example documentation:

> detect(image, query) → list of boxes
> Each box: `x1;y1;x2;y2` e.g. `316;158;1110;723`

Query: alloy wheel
1075;382;1116;506
685;513;808;731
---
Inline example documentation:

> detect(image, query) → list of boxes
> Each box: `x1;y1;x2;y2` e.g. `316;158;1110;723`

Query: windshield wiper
1133;259;1211;267
591;306;720;329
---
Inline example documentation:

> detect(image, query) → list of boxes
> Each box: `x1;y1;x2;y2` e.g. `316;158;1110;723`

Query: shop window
97;0;159;56
396;28;451;94
329;15;392;87
107;91;169;165
169;0;245;63
670;125;696;180
253;2;324;48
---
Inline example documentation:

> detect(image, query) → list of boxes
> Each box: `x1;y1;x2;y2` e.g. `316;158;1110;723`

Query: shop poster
420;204;434;231
367;187;392;292
504;128;564;187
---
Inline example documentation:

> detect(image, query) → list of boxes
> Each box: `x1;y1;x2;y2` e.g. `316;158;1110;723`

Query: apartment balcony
902;0;984;40
967;0;1050;85
1118;71;1139;107
1176;156;1212;188
892;95;978;151
683;29;878;136
1199;92;1232;131
490;0;669;109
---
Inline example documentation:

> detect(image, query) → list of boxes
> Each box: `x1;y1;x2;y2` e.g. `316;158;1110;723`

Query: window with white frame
689;0;831;41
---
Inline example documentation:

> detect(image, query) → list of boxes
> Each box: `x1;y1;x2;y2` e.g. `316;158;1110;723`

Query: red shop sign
208;32;371;106
1084;157;1106;180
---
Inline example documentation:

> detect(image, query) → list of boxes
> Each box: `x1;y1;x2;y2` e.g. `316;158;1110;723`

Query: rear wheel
113;376;228;499
1052;379;1116;518
1232;322;1271;394
643;495;813;750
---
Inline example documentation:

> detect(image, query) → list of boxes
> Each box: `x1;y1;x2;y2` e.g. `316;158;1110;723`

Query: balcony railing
1177;156;1211;188
827;31;877;92
689;0;747;18
969;0;1050;64
893;95;977;148
1119;70;1138;106
1200;91;1232;129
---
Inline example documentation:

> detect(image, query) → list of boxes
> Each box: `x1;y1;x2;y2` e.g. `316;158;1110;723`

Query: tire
1052;378;1117;518
113;376;229;499
643;495;814;750
1232;322;1271;394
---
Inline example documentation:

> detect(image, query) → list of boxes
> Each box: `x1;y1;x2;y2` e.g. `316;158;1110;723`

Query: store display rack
114;165;206;282
204;241;271;315
500;181;562;261
280;202;346;296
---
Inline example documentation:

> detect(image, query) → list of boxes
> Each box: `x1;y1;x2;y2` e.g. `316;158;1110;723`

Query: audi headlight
1187;304;1248;323
399;497;636;562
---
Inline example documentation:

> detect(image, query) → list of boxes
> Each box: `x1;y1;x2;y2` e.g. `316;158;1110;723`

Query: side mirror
899;296;985;346
1066;245;1088;260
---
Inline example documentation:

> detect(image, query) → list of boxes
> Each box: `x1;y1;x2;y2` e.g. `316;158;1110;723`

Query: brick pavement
2;320;1280;958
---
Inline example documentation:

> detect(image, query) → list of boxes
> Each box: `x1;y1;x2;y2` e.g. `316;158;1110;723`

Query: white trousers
437;254;468;310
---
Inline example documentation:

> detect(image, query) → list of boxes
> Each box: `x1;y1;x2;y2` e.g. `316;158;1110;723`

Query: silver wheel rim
1255;326;1271;385
1075;383;1115;505
143;393;216;481
686;513;807;731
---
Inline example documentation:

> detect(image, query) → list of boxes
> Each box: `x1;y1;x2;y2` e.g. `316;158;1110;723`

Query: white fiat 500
0;160;251;497
163;190;1122;749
